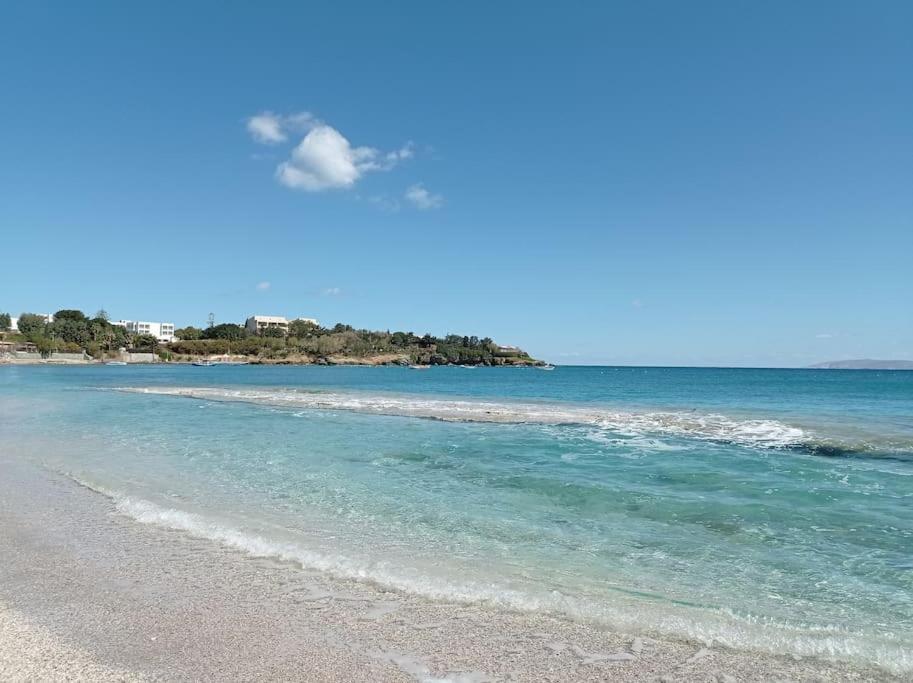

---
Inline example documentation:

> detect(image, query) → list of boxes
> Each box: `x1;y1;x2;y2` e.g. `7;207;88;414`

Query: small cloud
275;125;411;193
249;110;412;193
256;281;271;291
631;299;644;308
247;112;287;144
247;111;315;145
276;125;380;191
322;287;342;296
815;333;834;339
386;142;414;163
405;183;444;210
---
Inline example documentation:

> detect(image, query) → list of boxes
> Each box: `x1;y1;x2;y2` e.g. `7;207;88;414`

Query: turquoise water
1;365;911;672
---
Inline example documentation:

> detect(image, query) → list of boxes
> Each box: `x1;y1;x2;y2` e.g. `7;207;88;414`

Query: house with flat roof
112;320;175;343
245;315;289;335
245;316;320;335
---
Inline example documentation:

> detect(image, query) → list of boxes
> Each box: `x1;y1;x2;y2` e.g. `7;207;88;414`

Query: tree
261;326;286;338
132;334;158;352
33;335;54;358
175;326;202;340
85;342;103;359
54;309;88;322
202;323;246;340
288;319;319;338
0;313;10;331
95;309;109;321
17;313;47;337
48;318;90;346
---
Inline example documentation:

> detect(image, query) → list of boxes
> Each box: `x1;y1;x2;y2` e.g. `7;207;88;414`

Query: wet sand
0;458;896;682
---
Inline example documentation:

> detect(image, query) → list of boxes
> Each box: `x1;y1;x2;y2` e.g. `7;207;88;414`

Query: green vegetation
174;326;202;340
170;322;538;366
0;313;10;331
1;308;540;365
16;313;47;337
2;309;131;359
202;323;246;340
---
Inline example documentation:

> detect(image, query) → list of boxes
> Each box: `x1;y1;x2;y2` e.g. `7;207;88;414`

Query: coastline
0;354;545;367
0;458;895;682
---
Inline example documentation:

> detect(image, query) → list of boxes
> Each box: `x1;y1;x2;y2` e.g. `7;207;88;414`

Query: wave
117;386;817;449
67;472;913;674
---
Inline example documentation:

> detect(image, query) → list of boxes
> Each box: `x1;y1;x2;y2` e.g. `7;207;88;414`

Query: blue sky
1;1;910;366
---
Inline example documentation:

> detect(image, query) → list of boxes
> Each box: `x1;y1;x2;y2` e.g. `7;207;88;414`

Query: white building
245;315;289;335
245;315;320;335
113;320;175;343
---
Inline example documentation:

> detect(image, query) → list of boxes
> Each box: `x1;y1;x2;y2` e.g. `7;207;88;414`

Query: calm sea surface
2;365;911;672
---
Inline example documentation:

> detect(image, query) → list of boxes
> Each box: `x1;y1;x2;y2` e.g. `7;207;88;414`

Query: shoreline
0;458;896;682
0;356;545;368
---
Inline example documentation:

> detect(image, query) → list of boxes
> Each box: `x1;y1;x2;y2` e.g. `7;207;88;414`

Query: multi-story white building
245;315;320;335
113;320;175;343
245;315;289;335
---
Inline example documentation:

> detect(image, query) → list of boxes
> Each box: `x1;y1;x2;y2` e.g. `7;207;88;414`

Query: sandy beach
0;457;896;682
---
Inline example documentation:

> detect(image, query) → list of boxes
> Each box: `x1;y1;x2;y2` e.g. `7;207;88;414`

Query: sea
1;364;911;673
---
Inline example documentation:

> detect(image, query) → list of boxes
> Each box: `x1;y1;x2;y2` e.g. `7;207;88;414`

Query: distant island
0;309;544;367
809;359;913;370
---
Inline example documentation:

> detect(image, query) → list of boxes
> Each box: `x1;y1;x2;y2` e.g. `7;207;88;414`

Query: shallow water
1;365;911;672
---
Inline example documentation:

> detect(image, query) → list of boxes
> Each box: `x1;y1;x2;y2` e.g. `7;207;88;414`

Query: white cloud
276;125;384;191
322;287;342;296
249;111;415;193
247;113;286;144
404;183;444;210
247;111;315;145
256;281;271;291
631;299;644;308
386;142;414;163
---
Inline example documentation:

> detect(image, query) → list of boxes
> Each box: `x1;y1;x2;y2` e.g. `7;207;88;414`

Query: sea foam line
66;471;913;674
117;386;808;449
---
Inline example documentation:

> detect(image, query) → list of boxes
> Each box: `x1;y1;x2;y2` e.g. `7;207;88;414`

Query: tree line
1;309;535;365
0;309;155;358
169;321;526;365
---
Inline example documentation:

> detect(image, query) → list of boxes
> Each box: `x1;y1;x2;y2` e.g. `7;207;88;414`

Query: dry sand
0;458;898;682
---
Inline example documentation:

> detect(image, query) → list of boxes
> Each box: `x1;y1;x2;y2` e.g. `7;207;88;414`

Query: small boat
192;360;216;367
459;364;477;369
105;361;127;366
408;364;431;370
537;364;556;371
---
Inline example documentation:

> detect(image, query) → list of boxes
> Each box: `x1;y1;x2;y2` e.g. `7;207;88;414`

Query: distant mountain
809;359;913;370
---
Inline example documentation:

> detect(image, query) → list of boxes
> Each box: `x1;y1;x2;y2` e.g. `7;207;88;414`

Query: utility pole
207;312;215;329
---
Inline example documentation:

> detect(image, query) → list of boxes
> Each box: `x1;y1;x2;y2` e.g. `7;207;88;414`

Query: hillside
808;359;913;370
1;310;543;366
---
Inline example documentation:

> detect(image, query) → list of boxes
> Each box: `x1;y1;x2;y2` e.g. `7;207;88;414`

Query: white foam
70;473;913;674
117;386;810;450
